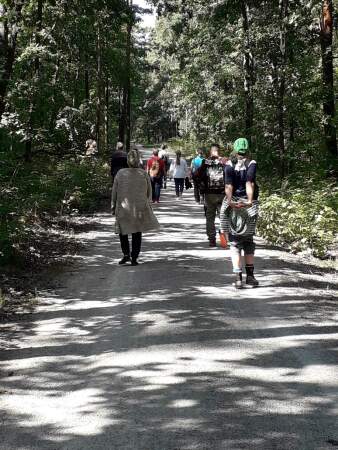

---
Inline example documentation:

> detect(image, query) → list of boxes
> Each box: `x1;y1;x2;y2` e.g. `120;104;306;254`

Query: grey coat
112;168;160;235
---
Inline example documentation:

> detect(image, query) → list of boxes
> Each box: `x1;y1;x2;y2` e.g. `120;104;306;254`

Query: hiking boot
209;239;217;247
246;275;259;287
119;255;131;265
131;259;139;266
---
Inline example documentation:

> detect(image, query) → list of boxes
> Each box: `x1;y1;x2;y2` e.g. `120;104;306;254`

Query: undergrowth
258;181;338;258
0;154;110;265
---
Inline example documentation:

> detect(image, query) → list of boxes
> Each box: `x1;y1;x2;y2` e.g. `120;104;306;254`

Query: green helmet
234;138;249;155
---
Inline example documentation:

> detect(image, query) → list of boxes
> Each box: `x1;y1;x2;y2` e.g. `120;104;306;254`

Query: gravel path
1;161;338;450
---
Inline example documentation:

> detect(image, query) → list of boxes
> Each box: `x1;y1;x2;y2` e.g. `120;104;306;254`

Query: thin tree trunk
25;0;43;162
105;78;109;149
96;19;103;153
0;1;24;119
118;88;125;142
49;56;61;132
241;1;255;143
320;0;337;159
125;0;132;152
84;52;90;101
276;0;289;178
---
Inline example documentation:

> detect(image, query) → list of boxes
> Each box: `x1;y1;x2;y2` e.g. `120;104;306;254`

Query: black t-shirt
111;151;128;177
224;159;257;199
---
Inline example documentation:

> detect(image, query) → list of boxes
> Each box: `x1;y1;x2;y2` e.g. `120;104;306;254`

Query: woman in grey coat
112;148;160;266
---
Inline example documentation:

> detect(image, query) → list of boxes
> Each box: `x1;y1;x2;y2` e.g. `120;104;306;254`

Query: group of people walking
110;139;259;289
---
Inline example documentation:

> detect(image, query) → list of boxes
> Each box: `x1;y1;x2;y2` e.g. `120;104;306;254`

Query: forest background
0;0;337;272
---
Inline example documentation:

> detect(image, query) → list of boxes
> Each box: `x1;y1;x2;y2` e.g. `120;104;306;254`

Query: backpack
149;158;160;177
191;156;204;175
206;160;225;193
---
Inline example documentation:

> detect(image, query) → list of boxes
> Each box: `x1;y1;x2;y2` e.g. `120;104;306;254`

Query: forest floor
0;151;338;449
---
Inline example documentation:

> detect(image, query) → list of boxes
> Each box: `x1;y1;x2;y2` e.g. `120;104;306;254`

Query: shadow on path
0;184;337;450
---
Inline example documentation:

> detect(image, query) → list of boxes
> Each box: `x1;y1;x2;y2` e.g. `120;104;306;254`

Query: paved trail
1;153;338;450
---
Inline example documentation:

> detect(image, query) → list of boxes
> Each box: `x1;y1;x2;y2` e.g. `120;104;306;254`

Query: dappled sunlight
1;183;337;449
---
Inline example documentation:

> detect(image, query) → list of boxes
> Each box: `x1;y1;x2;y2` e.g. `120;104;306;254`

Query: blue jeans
174;178;185;197
150;177;162;201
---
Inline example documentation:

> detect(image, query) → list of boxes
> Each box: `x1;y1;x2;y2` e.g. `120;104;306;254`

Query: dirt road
1;161;337;450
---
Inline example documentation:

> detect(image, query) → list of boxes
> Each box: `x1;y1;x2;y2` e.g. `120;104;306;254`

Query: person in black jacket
111;142;128;183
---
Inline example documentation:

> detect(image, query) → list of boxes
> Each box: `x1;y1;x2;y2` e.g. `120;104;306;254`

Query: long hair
176;150;181;166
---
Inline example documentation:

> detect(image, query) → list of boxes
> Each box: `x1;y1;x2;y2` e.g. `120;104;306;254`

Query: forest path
1;149;338;450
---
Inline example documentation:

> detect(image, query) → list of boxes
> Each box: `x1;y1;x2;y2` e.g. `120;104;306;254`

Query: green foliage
0;154;110;265
258;182;338;257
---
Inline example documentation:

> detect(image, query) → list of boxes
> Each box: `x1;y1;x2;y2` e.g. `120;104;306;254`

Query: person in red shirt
147;149;166;203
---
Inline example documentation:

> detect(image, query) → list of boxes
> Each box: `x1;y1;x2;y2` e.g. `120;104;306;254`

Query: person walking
147;149;166;203
159;144;170;188
191;147;205;203
111;141;128;183
169;150;189;199
198;144;226;247
220;138;259;289
112;148;160;266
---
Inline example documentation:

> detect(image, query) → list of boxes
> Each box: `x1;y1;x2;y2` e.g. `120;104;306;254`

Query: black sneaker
131;259;139;266
209;240;217;248
246;275;259;287
119;256;131;265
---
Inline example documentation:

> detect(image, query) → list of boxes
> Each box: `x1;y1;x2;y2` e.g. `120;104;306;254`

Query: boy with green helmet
220;137;259;289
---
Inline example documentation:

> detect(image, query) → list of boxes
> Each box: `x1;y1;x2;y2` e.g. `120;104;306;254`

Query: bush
0;155;110;265
258;182;338;257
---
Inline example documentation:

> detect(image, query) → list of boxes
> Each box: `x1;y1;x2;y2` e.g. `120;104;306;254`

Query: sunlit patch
169;399;198;408
3;388;116;436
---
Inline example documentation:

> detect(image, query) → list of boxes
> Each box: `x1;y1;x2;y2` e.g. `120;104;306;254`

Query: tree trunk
96;20;104;153
0;1;24;119
125;0;132;153
320;0;337;159
241;1;255;143
118;88;125;142
84;52;90;101
276;0;289;178
105;78;109;150
25;0;43;162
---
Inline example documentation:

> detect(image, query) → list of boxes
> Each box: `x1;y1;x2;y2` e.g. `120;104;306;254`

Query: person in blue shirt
191;148;205;203
222;138;259;289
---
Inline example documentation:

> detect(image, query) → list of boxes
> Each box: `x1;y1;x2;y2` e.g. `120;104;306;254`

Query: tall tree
320;0;337;159
0;0;24;119
241;0;255;143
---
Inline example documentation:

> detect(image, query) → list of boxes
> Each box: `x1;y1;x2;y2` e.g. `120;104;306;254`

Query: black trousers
174;178;185;196
119;233;142;259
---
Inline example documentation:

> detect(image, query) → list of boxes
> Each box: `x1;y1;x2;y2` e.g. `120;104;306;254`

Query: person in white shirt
169;151;189;198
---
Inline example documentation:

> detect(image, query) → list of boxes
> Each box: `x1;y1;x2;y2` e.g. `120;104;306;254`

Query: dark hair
230;150;251;165
176;150;181;166
210;143;220;150
153;149;159;156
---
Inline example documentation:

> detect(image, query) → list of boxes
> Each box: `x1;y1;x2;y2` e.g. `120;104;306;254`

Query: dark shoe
119;255;131;265
131;259;139;266
209;240;217;247
246;275;259;287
